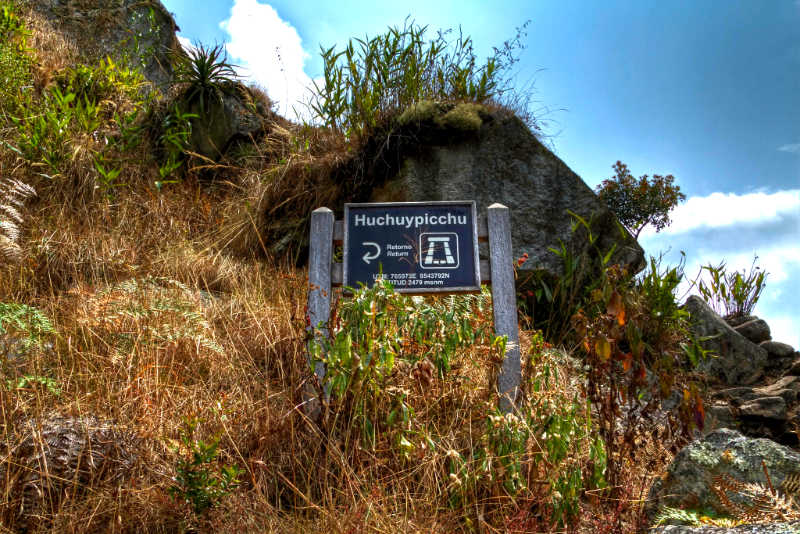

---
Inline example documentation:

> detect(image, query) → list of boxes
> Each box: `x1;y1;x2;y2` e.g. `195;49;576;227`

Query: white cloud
220;0;315;118
765;316;799;353
778;143;800;153
638;187;800;351
177;35;194;53
641;189;800;237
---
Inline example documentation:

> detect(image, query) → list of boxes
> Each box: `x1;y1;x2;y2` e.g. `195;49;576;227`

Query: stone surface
685;296;768;386
0;415;139;530
707;377;800;445
738;396;787;420
646;429;800;520
734;318;772;344
757;376;800;399
187;83;271;160
788;359;800;377
760;341;796;359
725;315;758;328
27;0;181;90
370;111;645;279
704;402;737;431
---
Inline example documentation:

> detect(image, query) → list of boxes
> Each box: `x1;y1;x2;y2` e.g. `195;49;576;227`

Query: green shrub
12;56;150;183
696;255;767;318
309;279;495;450
168;418;242;515
0;1;32;116
173;42;238;118
596;160;685;239
0;302;54;354
308;19;527;138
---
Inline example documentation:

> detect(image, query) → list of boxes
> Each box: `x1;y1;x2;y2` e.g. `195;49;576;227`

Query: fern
81;277;223;357
0;176;35;263
653;506;741;527
0;302;54;356
710;465;800;523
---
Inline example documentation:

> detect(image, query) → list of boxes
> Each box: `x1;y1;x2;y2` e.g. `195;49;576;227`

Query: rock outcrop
685;297;800;445
27;0;181;90
0;415;140;530
685;296;768;386
187;83;273;160
646;429;800;520
370;109;645;279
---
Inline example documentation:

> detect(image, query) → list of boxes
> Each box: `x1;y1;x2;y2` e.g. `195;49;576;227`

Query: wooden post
306;207;334;416
487;203;521;413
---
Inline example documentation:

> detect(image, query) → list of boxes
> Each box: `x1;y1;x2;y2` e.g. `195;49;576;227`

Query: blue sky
162;0;800;347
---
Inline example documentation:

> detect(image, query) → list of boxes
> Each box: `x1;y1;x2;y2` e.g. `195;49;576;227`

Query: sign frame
342;201;481;294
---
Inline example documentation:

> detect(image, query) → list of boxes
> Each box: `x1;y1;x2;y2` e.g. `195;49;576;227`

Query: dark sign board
343;201;480;293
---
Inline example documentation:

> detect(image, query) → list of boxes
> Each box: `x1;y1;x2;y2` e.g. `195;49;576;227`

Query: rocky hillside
0;2;798;533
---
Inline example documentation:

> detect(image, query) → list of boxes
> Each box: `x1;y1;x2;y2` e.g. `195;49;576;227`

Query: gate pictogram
420;233;459;268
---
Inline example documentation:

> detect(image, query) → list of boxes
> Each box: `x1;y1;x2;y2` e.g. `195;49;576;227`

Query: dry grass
0;11;690;532
1;174;672;531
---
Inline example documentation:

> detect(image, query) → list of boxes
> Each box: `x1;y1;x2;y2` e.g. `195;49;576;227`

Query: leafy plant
6;374;61;396
0;2;26;43
0;1;31;116
93;157;123;191
522;210;618;345
310;279;494;450
525;339;605;527
0;302;54;353
696;255;767;318
596;160;685;239
174;42;238;117
309;19;528;138
572;259;702;490
168;418;242;514
155;105;197;187
653;506;740;527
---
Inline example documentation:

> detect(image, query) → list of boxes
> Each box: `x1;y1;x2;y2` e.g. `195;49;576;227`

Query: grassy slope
0;6;682;533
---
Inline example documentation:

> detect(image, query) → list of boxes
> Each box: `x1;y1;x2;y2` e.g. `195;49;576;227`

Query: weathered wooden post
306;207;334;415
487;203;521;412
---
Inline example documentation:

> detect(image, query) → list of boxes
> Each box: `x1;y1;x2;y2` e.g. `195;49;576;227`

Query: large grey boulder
187;83;272;160
734;318;772;344
26;0;181;90
646;428;800;521
370;109;645;278
685;296;768;386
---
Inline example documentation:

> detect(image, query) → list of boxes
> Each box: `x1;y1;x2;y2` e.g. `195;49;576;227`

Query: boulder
27;0;181;90
708;377;800;444
733;318;771;344
0;415;139;530
186;83;272;160
725;315;757;328
759;342;797;375
760;341;796;359
646;429;800;521
370;110;645;279
738;396;786;420
685;296;768;386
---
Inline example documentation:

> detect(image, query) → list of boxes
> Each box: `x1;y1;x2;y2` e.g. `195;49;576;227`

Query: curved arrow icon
362;242;381;264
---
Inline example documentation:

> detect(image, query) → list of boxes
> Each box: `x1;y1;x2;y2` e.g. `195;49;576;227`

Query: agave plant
174;43;239;117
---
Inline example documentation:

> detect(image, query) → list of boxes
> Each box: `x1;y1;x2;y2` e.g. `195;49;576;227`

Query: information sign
343;201;480;293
